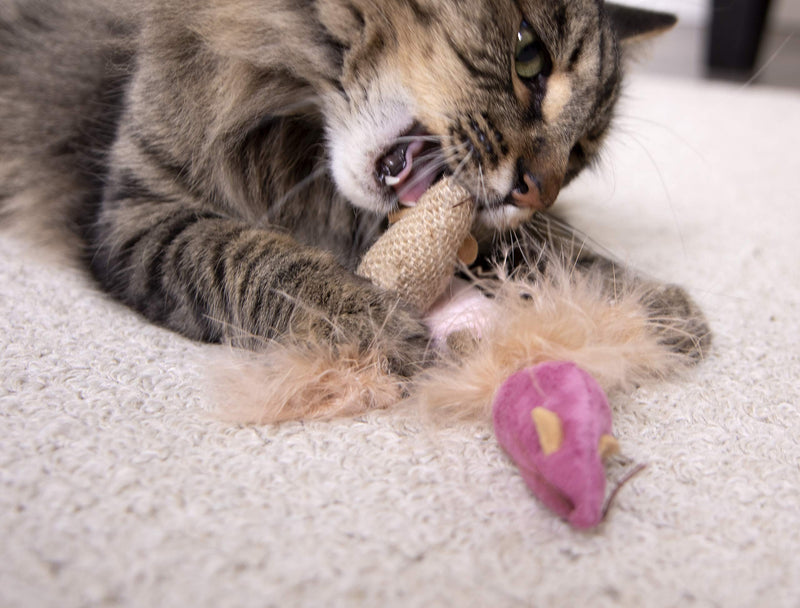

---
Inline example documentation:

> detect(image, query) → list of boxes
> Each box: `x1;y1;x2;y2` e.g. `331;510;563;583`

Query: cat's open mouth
376;123;444;205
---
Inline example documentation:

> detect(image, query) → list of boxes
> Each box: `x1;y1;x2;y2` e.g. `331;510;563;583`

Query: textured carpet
2;75;799;607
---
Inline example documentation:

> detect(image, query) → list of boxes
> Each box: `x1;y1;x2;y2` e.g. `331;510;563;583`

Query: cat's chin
477;203;536;232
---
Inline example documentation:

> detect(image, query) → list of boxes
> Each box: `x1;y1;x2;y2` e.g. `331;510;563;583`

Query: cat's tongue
381;139;439;204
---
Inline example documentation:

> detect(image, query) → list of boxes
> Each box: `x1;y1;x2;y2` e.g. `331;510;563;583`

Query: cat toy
492;361;623;529
356;178;627;529
218;176;672;527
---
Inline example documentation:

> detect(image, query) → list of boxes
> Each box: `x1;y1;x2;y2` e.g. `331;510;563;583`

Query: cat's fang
378;139;425;188
379;143;409;178
378;129;444;203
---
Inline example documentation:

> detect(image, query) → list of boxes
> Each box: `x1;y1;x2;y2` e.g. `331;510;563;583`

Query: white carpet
2;75;799;607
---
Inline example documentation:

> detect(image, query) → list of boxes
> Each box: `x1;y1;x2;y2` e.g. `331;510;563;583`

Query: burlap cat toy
356;177;623;529
357;178;476;313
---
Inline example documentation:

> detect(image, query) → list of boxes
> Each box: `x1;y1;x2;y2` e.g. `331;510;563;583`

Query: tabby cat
0;0;709;374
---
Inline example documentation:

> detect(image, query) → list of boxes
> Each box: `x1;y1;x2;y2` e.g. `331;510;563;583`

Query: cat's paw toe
327;286;431;378
642;284;712;362
372;303;431;377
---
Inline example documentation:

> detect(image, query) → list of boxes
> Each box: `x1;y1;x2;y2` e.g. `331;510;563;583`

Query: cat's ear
605;3;677;44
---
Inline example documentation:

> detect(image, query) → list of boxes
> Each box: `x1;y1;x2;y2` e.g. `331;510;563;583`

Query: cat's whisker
477;164;489;207
740;32;795;89
527;209;610;262
392;135;446;144
511;227;532;271
392;141;471;196
396;159;451;194
429;140;470;157
451;149;474;179
614;129;687;259
269;164;329;215
616;115;710;168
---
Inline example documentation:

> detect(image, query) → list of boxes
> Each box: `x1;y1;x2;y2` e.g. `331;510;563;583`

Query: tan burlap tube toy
357;178;475;312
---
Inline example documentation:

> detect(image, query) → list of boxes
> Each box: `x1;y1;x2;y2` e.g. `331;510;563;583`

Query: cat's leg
87;179;429;377
479;213;712;362
573;254;713;361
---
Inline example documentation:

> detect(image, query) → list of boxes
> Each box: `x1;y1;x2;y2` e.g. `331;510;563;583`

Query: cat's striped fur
0;0;709;373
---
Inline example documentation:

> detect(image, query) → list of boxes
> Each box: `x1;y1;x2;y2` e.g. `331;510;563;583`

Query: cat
0;0;710;377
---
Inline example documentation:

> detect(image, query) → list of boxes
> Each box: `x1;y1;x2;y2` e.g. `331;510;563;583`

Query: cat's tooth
384;174;402;186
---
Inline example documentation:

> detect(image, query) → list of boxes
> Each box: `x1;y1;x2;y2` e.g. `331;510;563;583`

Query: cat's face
321;0;627;230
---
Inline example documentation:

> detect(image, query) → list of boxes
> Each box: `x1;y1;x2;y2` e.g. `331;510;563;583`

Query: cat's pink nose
512;172;545;210
512;169;563;210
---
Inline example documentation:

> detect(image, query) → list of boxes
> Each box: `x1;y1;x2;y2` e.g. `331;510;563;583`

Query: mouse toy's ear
605;3;678;44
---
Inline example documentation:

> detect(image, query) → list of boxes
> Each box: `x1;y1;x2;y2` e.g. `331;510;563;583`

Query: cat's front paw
369;297;431;377
301;275;431;378
641;284;712;362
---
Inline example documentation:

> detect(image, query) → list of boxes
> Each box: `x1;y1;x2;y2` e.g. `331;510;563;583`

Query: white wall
772;0;800;28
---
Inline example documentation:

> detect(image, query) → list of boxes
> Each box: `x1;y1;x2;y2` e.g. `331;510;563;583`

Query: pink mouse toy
492;361;621;529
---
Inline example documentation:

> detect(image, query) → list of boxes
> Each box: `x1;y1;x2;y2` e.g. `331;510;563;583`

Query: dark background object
707;0;774;77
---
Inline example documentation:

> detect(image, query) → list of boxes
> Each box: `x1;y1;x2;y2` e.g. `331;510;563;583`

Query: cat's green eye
514;22;547;80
